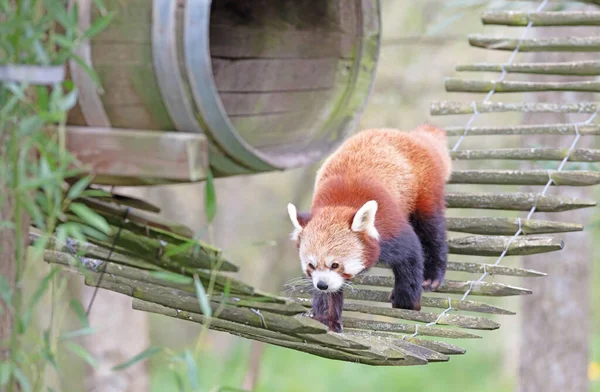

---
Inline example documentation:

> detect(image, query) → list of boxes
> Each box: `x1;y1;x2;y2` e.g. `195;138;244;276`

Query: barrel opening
209;0;368;169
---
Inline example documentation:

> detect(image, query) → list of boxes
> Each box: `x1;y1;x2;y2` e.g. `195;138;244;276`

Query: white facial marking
343;256;365;277
351;200;380;240
325;256;334;268
287;203;302;240
312;270;344;292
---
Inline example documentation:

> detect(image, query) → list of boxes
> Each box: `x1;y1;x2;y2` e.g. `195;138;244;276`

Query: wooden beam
66;126;209;185
482;11;600;26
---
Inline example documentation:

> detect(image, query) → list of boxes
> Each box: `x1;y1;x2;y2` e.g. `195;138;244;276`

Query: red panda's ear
351;200;380;240
287;203;311;241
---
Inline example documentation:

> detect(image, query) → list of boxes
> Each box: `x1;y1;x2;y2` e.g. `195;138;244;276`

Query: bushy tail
412;123;452;182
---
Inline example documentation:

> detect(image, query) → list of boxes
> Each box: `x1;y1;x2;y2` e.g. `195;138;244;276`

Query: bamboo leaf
193;274;212;317
70;299;89;327
111;347;162;371
0;362;10;386
184;349;200;391
67;176;92;200
149;271;193;285
12;368;31;392
204;169;216;224
66;342;99;368
81;11;115;41
59;327;97;341
69;202;111;235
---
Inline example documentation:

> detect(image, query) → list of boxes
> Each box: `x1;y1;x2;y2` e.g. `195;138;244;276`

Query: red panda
287;125;451;332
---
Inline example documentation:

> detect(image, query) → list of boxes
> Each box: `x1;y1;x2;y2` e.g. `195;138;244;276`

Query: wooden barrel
67;0;381;177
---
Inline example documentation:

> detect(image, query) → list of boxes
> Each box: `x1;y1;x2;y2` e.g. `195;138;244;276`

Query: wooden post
518;23;594;392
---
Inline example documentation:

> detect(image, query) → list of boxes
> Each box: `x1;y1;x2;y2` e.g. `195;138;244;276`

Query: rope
85;207;130;316
409;0;561;339
452;0;549;152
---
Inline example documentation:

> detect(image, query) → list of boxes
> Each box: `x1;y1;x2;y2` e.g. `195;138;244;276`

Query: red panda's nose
316;281;328;291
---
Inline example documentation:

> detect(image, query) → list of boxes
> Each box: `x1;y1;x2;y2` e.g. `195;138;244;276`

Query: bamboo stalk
87;225;238;272
81;197;194;239
293;298;500;330
444;124;600;136
456;60;600;76
469;34;600;52
449;170;600;186
431;101;600;115
446;216;582;236
84;274;329;335
446;78;600;94
133;299;405;365
448;235;563;256
342;302;500;330
352;274;532;296
376;260;546;277
290;288;515;315
342;330;450;362
482;11;600;26
43;249;254;296
451;148;600;162
446;192;597;212
341;317;482;339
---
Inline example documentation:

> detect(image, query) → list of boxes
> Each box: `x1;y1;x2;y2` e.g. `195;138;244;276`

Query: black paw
389;289;421;311
422;270;445;292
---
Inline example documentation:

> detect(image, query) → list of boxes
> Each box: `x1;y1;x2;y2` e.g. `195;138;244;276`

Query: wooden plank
456;60;600;76
446;217;583;236
446;78;600;94
376;260;547;277
447;235;563;256
446;192;597;212
66;126;208;184
469;34;600;52
482;11;600;26
210;25;354;59
353;275;532;296
444;124;600;136
231;112;319;147
451;148;600;162
212;58;338;92
432;101;600;115
291;288;516;315
449;170;600;186
341;318;482;339
218;90;334;116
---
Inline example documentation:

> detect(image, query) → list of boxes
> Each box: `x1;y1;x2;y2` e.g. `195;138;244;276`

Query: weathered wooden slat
469;34;600;52
446;78;600;94
431;101;600;115
342;330;450;362
290;288;515;315
446;192;597;212
449;170;600;186
294;298;499;330
451;148;600;162
448;235;563;256
218;90;333;116
404;336;466;355
353;275;532;296
341;317;482;339
66;126;208;185
212;58;337;92
456;60;600;76
481;11;600;26
446;217;582;236
444;124;600;136
376;259;546;277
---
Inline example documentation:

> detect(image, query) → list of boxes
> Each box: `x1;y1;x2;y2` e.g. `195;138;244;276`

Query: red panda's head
286;201;380;293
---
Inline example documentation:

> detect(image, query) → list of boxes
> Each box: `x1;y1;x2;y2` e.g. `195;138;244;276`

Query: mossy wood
40;2;600;367
65;0;381;183
482;11;600;26
456;60;600;76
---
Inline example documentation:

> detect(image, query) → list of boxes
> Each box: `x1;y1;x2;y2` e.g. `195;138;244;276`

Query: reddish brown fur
299;125;451;270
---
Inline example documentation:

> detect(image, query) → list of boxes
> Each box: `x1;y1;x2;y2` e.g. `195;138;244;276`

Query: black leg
310;290;344;333
410;211;447;291
379;226;424;310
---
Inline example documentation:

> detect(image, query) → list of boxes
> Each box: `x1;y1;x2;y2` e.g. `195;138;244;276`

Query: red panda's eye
308;263;315;270
331;263;340;269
